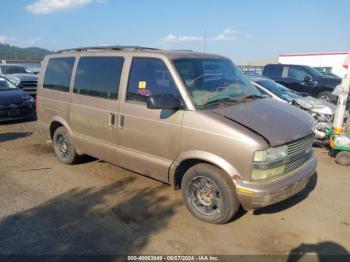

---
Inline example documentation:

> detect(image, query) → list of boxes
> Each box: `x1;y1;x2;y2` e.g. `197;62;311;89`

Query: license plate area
8;109;21;117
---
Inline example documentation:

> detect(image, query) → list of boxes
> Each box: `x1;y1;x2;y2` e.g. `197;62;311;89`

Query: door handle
109;113;115;127
119;115;125;128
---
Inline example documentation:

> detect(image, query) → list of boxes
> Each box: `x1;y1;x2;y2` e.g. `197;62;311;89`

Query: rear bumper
236;153;317;210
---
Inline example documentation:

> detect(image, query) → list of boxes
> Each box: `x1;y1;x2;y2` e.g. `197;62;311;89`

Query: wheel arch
312;87;334;97
169;150;242;190
49;116;73;140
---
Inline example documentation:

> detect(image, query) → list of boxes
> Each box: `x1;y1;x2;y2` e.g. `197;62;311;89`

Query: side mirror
147;94;182;110
304;75;312;82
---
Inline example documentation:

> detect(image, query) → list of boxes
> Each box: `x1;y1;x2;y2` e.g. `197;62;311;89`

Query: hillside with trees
0;44;51;61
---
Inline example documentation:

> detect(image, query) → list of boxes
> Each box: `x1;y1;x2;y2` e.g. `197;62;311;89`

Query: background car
248;75;336;141
0;64;38;96
0;76;35;122
319;71;341;79
262;64;342;103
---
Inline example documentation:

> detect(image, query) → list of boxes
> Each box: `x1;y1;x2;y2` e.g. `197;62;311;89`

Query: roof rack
57;45;161;53
168;49;194;52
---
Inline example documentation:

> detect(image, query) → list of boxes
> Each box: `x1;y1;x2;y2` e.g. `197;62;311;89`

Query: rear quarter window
43;57;75;92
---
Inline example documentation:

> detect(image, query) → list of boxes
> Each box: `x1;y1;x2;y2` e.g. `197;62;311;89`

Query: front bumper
236;152;317;210
0;106;35;123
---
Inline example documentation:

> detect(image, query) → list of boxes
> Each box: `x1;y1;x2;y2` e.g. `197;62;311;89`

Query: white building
279;52;350;78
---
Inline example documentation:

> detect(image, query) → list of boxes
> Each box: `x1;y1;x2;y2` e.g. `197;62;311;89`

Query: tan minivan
37;46;317;224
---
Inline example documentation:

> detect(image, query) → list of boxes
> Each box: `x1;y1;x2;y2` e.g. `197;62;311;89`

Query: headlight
252;145;288;181
253;145;288;162
23;96;34;106
251;165;285;180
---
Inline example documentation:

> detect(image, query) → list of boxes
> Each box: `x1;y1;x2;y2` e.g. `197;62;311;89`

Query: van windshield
173;58;262;108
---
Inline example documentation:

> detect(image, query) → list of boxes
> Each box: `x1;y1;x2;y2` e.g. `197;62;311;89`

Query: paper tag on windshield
138;81;146;89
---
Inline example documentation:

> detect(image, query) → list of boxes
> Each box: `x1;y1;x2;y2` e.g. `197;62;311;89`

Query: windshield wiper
240;94;266;100
199;97;239;108
199;95;266;109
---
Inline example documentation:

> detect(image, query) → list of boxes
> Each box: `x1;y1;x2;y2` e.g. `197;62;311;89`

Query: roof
55;45;227;60
279;51;350;57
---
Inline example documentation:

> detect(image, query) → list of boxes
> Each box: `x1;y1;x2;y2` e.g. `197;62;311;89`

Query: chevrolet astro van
37;46;317;224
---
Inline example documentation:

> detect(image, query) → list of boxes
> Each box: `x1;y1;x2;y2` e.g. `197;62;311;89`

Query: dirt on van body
0;120;349;257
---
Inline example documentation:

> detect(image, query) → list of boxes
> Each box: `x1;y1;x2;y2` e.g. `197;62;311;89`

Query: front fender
169;150;242;187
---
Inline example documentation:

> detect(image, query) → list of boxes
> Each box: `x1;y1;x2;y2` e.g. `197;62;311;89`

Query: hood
0;88;30;105
6;73;38;81
316;76;342;88
211;98;314;146
294;96;336;115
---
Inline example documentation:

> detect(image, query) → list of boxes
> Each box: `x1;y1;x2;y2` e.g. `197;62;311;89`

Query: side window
73;56;124;100
288;67;307;81
43;57;75;92
266;66;283;78
126;58;181;104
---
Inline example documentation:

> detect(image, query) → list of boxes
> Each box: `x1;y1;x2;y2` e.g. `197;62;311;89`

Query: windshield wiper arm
240;94;266;100
200;97;238;108
200;95;265;109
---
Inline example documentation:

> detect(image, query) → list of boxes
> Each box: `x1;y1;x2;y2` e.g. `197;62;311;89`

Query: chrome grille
284;154;310;174
19;81;37;92
287;135;313;158
19;80;37;87
283;135;313;174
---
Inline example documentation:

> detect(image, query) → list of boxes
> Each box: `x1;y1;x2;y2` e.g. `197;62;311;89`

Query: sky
1;0;350;64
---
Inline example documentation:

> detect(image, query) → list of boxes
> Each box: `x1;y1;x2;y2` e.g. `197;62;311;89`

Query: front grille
284;154;310;174
20;81;37;87
284;135;313;174
287;135;313;158
19;81;37;91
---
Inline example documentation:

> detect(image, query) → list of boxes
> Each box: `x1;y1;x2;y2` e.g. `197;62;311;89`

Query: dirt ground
0;120;349;257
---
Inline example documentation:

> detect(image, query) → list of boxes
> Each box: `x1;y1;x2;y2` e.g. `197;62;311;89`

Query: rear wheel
181;163;240;224
335;151;350;166
317;91;333;103
53;126;78;164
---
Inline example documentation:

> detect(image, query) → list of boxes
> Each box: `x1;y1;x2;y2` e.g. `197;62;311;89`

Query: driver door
117;57;184;182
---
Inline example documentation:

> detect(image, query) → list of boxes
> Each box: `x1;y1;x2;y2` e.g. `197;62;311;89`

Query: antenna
203;30;207;53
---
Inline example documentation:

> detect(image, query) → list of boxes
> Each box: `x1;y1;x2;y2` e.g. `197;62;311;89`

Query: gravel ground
0;120;349;258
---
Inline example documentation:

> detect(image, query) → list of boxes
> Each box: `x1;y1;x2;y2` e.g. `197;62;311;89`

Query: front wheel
181;163;240;224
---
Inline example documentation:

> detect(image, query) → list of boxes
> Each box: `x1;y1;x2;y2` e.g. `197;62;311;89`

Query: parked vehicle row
37;46;316;224
262;64;342;103
0;64;38;96
0;76;35;122
247;74;336;141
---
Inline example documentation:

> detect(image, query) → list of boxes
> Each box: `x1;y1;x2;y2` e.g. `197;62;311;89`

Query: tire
181;163;240;224
335;151;350;166
53;126;78;164
317;91;333;103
